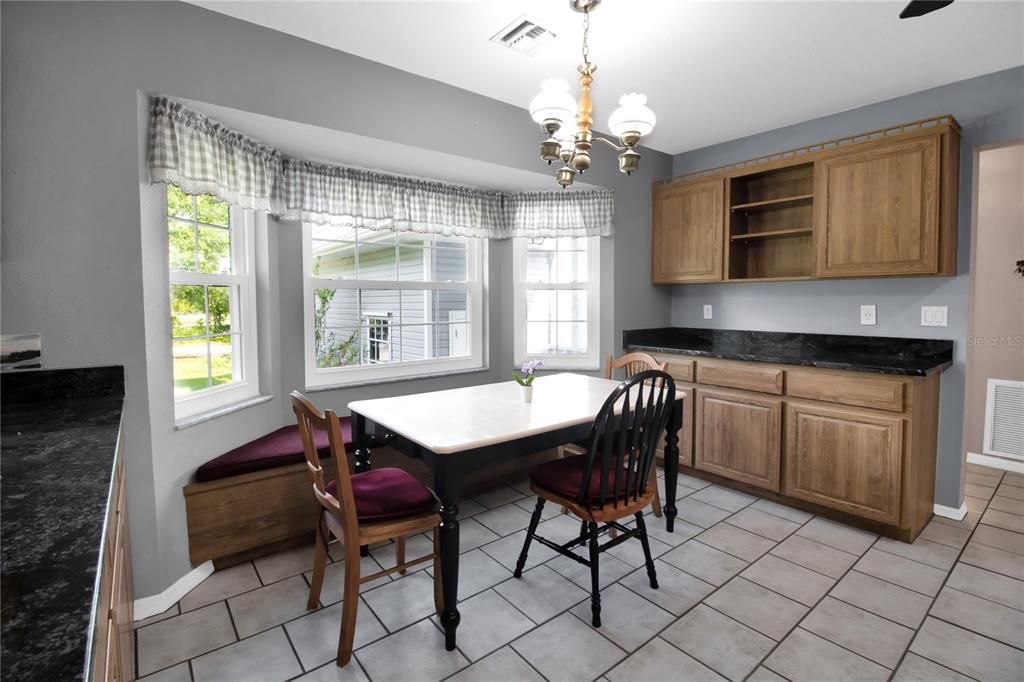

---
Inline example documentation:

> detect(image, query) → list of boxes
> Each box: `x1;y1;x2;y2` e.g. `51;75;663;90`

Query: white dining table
347;372;685;651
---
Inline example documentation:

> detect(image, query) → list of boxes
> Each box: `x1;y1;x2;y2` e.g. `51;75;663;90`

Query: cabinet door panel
695;389;781;491
816;136;940;276
784;402;903;524
652;179;724;282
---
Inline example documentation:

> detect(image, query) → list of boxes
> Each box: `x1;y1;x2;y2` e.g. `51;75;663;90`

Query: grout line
223;598;241;642
278;625;306;673
187;659;196;682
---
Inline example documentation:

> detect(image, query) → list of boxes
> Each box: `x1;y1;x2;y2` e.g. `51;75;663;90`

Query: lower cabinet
695;388;782;492
783;402;903;525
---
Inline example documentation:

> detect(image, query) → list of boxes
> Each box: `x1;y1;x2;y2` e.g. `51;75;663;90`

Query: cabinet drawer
787;369;905;412
697;360;784;394
654;355;695;383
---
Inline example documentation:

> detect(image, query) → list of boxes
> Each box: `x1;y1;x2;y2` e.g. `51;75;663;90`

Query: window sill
174;394;274;430
305;366;490;393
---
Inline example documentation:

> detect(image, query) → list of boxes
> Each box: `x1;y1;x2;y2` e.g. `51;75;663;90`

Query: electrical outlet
703;304;713;320
860;304;877;326
921;306;948;327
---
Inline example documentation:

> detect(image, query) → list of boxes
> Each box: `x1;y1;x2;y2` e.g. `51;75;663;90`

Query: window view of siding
524;237;589;356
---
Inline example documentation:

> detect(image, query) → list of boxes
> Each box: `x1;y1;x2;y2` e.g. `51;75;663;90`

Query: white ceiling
195;1;1024;155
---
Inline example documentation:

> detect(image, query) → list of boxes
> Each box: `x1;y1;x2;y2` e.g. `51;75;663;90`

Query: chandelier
528;0;656;188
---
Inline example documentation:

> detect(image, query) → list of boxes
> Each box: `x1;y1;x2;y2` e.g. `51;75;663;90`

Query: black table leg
434;459;463;651
352;412;372;557
663;398;682;533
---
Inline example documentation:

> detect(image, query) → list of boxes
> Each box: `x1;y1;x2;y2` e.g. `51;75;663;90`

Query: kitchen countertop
1;366;125;682
623;327;953;376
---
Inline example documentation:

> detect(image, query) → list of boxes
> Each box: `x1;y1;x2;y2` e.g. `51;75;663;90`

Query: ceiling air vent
490;15;555;55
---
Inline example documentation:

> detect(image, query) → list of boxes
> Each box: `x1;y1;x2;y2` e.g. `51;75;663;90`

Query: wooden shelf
730;194;814;212
730;228;813;242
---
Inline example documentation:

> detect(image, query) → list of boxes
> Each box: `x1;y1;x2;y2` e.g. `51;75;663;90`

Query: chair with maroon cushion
291;391;441;667
514;370;675;627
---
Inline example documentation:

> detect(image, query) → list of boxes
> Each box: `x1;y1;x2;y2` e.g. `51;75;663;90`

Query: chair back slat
578;370;675;510
605;352;667;381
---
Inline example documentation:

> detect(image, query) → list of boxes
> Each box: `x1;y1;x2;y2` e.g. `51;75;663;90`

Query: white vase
520;383;534;403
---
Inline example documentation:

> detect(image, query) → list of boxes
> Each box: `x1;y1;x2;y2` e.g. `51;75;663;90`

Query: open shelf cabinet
727;163;814;280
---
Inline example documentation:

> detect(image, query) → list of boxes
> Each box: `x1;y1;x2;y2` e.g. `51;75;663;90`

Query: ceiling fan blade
899;0;954;19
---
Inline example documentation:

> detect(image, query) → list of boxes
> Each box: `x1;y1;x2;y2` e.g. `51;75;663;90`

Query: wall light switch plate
703;304;713;320
860;304;877;326
921;305;948;327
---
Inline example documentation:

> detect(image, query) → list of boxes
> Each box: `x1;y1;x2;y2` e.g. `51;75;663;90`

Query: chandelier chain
581;9;590;64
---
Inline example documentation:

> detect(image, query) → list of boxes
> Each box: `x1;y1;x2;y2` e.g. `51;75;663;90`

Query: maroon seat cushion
530;454;635;504
195;421;352;482
326;468;436;522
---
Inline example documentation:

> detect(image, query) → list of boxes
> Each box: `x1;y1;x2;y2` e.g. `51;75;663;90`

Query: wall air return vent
490;15;555;55
984;378;1024;461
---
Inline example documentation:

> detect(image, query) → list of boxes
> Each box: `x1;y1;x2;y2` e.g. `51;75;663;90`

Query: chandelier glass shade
529;0;656;188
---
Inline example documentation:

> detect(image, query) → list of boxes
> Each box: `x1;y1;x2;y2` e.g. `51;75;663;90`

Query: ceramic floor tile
293;660;370;682
228;574;313;638
447;647;545;682
569;583;675;652
513;497;561;520
930;586;1024;649
179;562;262;613
892;653;974;682
426;548;512;599
454;517;501;553
547;551;633;591
136;662;191;682
134;603;180;629
512;612;626;682
910;617;1024;681
480;529;558;572
473;485;526;509
981;507;1024;533
801;596;915;669
989;494;1024;515
620;559;715;616
747;666;788;682
136;602;237;677
253;544;317;584
750;498;814;524
436;589;536;661
946;562;1024;612
873;536;960;571
628;515;703;547
191;627;302;682
370;533;434;573
971;524;1024;556
697;522;776;562
764;628;888;682
356;619;469;682
770;535;857;579
604;532;673;568
725;507;801;541
676;472;714;489
605;637;726;682
660;540;748;586
507;477;535;497
740;554;834;607
457;499;488;519
474;503;534;537
690;485;757;513
705;576;808;640
361;571;439;632
960;541;1024;580
661;604;775;682
853;548;947;596
673;497;734;528
796;516;876;555
917;520;973;549
494;565;589;624
829;570;932;629
284;600;387;670
305;554;391;605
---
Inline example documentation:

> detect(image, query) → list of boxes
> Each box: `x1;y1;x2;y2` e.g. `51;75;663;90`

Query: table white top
348;372;682;455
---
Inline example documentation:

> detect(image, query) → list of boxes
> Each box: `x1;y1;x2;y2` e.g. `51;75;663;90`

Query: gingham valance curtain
147;97;614;239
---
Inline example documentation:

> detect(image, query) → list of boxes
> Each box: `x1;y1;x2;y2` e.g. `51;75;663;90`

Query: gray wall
1;1;672;598
670;66;1024;509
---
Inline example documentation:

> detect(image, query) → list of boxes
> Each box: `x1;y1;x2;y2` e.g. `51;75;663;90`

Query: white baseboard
134;561;214;621
967;451;1024;474
933;501;968;521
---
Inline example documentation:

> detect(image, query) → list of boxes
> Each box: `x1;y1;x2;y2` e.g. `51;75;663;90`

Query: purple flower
520;359;544;375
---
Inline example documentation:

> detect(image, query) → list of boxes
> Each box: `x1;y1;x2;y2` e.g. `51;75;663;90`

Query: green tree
312;256;360;367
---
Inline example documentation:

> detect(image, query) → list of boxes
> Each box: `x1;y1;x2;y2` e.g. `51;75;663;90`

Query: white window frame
302;223;486;388
363;312;393;364
513;236;601;370
168;198;260;423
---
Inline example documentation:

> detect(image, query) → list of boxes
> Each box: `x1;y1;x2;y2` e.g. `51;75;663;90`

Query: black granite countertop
623;327;953;376
1;366;125;682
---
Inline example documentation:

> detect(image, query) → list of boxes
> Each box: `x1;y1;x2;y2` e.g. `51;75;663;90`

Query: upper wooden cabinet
651;115;960;284
652;178;724;282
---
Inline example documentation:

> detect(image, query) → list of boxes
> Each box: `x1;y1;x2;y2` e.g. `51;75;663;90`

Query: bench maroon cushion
529;454;629;504
326;468;436;522
195;421;353;482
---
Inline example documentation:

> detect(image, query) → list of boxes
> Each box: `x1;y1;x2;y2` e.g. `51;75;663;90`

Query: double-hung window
303;224;485;387
514;236;600;370
166;185;259;420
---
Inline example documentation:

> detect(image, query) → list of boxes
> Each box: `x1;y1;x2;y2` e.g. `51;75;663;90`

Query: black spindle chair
513;370;676;627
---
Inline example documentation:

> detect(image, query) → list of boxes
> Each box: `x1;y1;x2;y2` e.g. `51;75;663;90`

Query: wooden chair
291;392;442;666
514;370;676;626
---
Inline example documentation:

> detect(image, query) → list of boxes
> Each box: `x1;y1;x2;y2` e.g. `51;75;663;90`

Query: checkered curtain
504;189;615;238
148;97;285;214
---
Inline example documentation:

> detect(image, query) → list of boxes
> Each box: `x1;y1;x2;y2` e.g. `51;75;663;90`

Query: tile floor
135;465;1024;681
